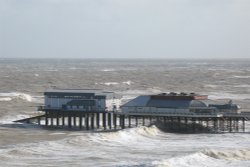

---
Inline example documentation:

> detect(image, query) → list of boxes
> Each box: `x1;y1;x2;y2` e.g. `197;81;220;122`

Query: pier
14;109;250;133
13;89;250;133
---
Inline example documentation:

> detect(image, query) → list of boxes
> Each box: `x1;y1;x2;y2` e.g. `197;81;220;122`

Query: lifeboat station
15;89;250;133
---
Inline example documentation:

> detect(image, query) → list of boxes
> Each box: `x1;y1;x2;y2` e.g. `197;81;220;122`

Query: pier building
121;93;240;115
43;89;121;112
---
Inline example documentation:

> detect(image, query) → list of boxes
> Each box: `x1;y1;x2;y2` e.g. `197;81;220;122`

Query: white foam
203;84;218;88
0;97;12;101
234;85;250;88
0;92;42;103
122;81;133;85
152;152;225;167
203;149;250;161
0;114;30;124
86;126;162;146
233;76;250;79
101;69;115;72
100;82;119;86
34;74;39;77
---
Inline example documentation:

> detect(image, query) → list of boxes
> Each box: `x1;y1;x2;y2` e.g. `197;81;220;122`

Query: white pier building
44;89;121;112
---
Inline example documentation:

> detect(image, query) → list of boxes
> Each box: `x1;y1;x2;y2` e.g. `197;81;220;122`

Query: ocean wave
0;114;32;124
0;97;12;101
101;69;115;72
0;92;43;103
106;126;161;141
122;81;133;85
203;149;250;161
65;126;162;147
203;84;218;88
98;81;133;86
208;92;250;100
99;82;119;86
234;85;250;88
233;76;250;79
151;152;224;167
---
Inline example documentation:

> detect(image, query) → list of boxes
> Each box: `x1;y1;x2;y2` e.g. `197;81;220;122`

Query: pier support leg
56;111;59;127
91;113;95;130
229;118;232;132
113;113;117;129
108;113;112;129
135;116;138;127
51;115;53;126
68;115;72;128
236;118;239;132
214;118;218;133
96;112;100;129
120;115;125;129
243;118;245;132
192;118;196;133
177;117;181;131
45;111;48;126
79;113;82;129
85;113;89;130
62;112;65;126
103;112;106;130
73;114;77;127
128;116;131;128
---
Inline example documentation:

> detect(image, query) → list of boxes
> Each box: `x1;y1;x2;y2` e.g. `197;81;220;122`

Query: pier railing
123;111;224;118
13;108;249;133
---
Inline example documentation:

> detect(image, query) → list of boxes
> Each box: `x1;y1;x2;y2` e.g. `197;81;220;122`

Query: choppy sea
0;59;250;167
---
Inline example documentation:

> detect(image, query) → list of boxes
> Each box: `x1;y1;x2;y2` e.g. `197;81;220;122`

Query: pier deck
14;110;250;133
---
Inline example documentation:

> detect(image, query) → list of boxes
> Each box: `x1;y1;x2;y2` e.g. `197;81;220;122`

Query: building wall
122;106;189;113
106;98;121;111
45;96;73;108
45;94;121;111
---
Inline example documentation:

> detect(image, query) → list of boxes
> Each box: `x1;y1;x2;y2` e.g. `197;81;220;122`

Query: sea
0;58;250;167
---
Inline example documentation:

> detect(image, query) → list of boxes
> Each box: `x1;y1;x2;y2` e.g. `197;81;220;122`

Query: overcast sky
0;0;250;59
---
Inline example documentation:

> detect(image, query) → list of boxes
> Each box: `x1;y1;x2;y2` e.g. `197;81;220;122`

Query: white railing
124;111;223;117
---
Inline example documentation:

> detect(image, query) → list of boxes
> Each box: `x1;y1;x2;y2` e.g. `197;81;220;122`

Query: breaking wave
0;97;12;102
101;69;115;72
97;81;133;86
151;152;222;167
80;126;162;145
0;114;33;124
203;148;250;161
100;82;119;86
0;92;42;103
233;76;250;79
150;149;250;167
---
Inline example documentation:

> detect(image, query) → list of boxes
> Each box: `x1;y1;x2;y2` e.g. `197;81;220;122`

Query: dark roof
66;100;95;106
121;95;236;109
44;89;114;96
121;96;150;107
147;99;191;108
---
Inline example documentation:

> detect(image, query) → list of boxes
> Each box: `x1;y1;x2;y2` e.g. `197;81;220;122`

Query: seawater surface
0;59;250;167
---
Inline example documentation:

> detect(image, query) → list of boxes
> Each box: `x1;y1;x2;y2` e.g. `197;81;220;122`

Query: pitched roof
121;95;230;109
121;96;150;107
